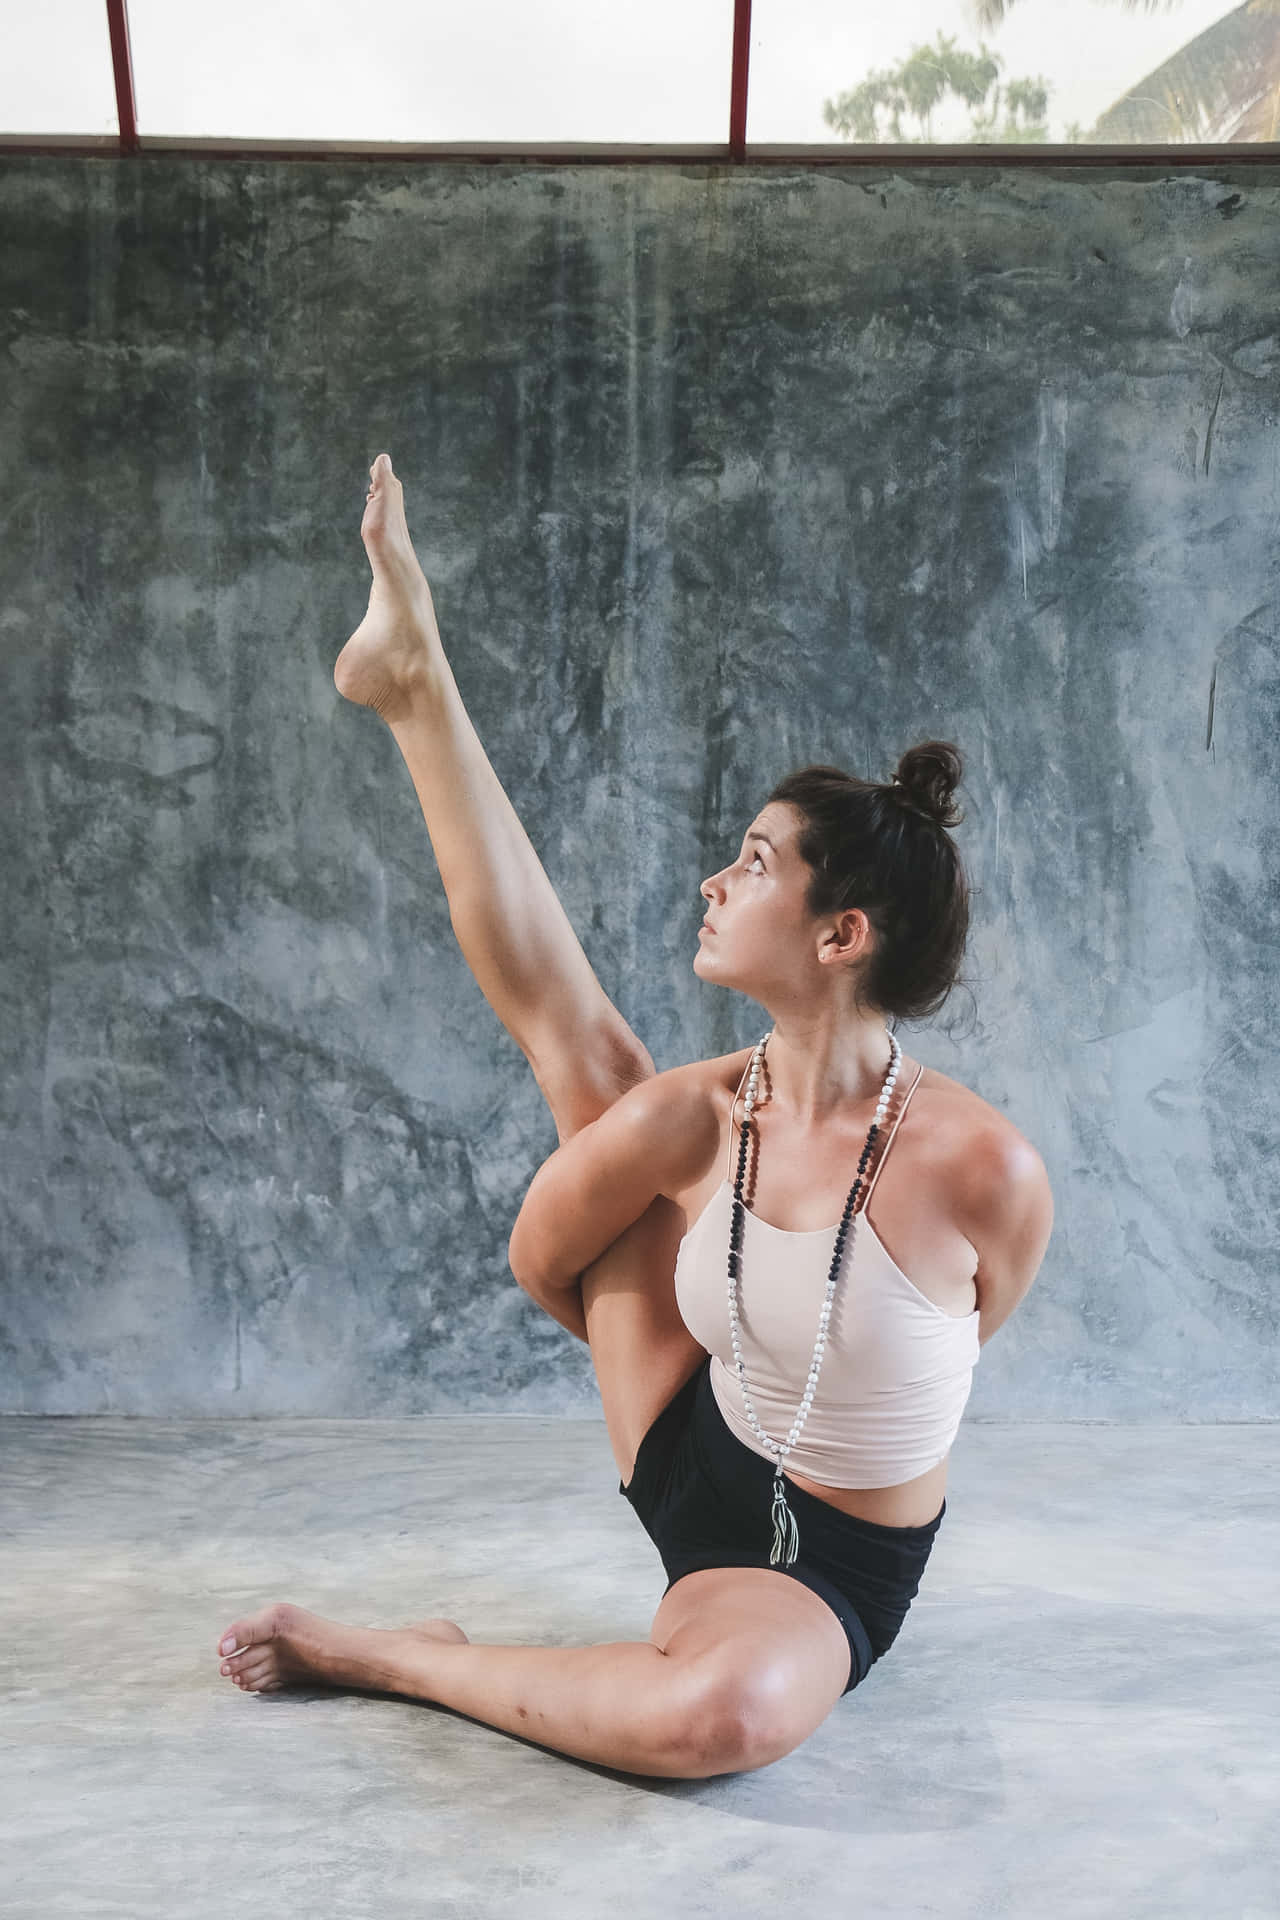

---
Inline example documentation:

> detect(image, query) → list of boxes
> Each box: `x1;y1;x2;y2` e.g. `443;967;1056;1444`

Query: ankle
384;654;457;730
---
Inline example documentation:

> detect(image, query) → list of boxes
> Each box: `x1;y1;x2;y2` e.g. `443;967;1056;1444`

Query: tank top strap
861;1058;925;1208
724;1050;758;1186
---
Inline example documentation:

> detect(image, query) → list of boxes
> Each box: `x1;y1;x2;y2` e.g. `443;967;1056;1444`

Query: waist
706;1354;969;1525
784;1454;950;1529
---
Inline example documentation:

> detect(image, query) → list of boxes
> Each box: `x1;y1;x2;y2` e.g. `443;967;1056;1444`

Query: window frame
0;0;1275;168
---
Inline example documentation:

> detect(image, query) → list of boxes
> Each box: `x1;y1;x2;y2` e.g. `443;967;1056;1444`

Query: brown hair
766;741;971;1025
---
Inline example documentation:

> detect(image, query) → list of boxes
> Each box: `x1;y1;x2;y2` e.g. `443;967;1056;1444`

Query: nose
700;867;728;906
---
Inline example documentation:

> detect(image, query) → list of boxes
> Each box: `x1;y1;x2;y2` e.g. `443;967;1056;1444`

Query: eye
745;850;765;873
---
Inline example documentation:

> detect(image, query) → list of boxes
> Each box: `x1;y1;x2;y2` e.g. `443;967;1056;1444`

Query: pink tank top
674;1058;981;1490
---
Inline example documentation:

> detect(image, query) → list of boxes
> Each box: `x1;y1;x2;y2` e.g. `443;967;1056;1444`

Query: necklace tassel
770;1468;800;1567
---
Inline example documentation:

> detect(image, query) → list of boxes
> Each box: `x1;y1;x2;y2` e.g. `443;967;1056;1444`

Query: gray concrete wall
1;157;1276;1418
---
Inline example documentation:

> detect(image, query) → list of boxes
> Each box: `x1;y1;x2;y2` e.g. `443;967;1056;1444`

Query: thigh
580;1195;709;1488
649;1565;851;1769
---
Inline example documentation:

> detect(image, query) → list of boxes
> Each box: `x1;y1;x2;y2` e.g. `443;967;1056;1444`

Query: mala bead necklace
727;1025;904;1567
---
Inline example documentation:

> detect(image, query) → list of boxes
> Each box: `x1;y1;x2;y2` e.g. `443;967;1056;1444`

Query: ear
818;907;872;968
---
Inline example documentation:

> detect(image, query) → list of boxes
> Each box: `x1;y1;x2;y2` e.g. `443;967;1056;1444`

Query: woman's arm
959;1129;1054;1349
508;1066;720;1299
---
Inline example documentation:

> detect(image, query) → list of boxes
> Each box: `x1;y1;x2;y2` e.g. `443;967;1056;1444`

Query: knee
670;1662;803;1778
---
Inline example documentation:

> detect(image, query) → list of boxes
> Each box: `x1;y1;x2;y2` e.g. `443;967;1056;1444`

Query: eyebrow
745;831;776;852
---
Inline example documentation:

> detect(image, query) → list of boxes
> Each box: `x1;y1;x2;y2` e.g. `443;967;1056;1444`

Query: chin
694;948;753;998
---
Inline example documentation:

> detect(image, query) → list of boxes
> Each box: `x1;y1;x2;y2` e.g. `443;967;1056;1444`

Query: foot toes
218;1601;291;1661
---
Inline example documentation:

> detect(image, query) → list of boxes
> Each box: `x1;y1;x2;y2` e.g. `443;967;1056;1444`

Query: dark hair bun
892;740;964;829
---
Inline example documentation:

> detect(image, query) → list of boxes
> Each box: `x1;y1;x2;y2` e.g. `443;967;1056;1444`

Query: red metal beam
2;135;1278;168
105;0;139;155
730;0;752;162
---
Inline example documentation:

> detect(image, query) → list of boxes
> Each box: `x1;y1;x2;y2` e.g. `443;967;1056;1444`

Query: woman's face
694;802;827;1003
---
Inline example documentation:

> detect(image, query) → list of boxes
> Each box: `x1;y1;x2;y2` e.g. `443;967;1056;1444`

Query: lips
700;919;717;934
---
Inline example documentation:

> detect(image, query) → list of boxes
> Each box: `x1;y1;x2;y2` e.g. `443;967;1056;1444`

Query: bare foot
333;453;445;724
216;1600;469;1696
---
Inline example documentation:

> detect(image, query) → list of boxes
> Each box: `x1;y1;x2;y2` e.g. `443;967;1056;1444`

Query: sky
4;0;1251;146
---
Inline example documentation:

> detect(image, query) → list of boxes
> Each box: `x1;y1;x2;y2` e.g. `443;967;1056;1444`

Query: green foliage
822;29;1079;143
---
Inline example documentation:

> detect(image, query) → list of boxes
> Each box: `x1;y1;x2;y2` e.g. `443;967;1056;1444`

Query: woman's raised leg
333;454;707;1469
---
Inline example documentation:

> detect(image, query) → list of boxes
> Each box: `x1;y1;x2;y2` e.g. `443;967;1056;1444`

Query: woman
215;454;1054;1779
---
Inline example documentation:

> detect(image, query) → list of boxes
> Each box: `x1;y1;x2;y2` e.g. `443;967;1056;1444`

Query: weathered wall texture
1;157;1276;1418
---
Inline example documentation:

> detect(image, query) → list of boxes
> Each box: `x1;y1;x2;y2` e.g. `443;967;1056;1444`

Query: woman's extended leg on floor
214;1568;851;1779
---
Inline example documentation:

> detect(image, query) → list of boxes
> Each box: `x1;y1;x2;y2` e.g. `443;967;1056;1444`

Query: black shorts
619;1353;946;1695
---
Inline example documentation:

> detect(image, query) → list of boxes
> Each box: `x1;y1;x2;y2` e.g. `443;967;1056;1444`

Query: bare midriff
782;1453;949;1530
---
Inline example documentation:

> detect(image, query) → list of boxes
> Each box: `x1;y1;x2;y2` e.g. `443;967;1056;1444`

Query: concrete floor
2;1415;1275;1920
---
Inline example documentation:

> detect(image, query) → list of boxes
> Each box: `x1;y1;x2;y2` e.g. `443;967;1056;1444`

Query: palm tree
822;33;1055;142
964;0;1280;142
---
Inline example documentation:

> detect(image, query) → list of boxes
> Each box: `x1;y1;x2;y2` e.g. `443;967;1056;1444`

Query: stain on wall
1;158;1276;1416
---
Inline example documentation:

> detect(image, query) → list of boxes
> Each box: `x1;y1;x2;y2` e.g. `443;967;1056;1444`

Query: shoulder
620;1047;754;1115
917;1063;1048;1181
587;1049;749;1184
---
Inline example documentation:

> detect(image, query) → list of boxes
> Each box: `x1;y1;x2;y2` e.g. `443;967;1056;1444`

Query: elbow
508;1212;579;1299
507;1201;561;1296
507;1213;536;1293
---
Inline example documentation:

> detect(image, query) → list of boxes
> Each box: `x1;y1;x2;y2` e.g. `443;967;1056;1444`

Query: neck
760;1011;898;1124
